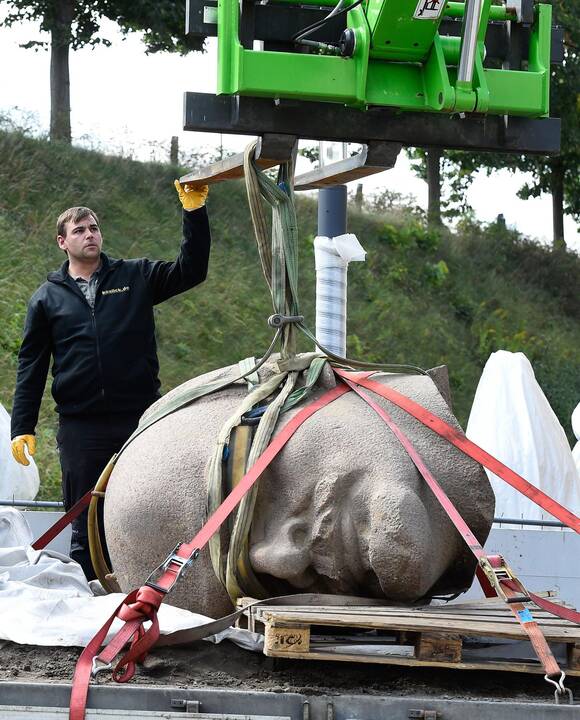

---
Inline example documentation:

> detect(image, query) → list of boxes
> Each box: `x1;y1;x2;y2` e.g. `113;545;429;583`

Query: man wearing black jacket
10;181;210;579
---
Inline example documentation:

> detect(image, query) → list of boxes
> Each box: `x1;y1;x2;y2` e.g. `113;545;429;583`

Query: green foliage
379;223;407;247
424;259;449;287
364;187;423;216
0;129;578;501
0;0;202;53
1;1;204;142
409;0;580;243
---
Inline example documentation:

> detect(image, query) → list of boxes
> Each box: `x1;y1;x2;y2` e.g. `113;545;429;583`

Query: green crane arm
182;0;561;158
201;0;555;117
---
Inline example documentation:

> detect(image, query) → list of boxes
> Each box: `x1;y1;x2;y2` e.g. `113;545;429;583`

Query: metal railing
0;499;64;509
492;517;566;529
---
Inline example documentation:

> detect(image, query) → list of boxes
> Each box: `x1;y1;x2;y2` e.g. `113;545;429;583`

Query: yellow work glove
174;180;209;211
11;434;36;466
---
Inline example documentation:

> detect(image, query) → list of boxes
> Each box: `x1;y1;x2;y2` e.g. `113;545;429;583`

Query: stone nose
249;517;313;586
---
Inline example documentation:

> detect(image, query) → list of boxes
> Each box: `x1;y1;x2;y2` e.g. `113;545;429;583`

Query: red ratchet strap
338;374;576;700
32;489;94;551
70;380;356;720
477;563;580;623
335;369;580;533
337;368;580;623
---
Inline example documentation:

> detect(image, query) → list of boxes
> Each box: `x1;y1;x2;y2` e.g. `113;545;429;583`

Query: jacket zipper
91;308;106;401
56;268;114;406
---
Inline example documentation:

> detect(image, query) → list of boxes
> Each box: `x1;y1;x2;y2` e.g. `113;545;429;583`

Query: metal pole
0;499;64;508
318;185;347;239
493;517;566;529
457;0;484;84
316;185;348;356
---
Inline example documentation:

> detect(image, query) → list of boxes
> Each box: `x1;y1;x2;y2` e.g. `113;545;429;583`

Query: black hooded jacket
11;207;210;438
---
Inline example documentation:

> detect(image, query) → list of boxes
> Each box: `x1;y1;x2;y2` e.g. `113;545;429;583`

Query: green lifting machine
182;0;562;186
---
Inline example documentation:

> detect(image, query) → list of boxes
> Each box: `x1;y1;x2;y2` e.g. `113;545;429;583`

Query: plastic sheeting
466;351;580;527
0;509;262;650
314;234;366;356
0;507;33;547
0;403;39;500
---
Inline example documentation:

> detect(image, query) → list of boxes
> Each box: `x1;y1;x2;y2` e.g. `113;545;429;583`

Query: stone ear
426;365;453;411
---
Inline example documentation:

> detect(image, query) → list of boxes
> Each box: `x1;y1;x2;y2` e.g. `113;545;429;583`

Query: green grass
1;129;578;500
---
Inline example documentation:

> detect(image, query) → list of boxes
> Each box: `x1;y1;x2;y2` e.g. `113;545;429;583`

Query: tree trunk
354;183;363;212
170;136;179;164
427;149;442;229
550;159;565;249
50;1;74;143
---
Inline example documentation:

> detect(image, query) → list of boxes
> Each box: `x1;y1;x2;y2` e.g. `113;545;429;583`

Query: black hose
292;0;364;43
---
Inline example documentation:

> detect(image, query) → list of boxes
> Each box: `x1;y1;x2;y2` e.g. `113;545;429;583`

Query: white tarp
0;507;33;547
0;403;39;500
0;509;262;650
466;351;580;526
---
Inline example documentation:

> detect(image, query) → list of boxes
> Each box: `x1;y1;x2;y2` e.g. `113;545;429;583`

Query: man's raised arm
141;182;211;305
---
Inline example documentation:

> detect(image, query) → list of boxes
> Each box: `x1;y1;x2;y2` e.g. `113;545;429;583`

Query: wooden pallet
237;597;580;675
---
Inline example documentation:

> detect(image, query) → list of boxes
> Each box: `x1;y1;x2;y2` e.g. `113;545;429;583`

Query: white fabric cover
0;507;34;547
0;403;39;500
466;351;580;526
0;510;262;650
314;234;366;356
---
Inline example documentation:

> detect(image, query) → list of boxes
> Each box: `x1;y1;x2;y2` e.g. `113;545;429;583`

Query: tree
426;149;442;229
515;0;580;247
408;1;579;247
408;147;461;228
504;0;580;249
1;2;202;142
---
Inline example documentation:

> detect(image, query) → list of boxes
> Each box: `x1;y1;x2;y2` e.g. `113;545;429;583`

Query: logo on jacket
102;286;130;296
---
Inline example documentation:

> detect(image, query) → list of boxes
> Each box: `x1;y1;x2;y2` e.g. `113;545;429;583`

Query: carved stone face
105;361;494;616
250;465;375;594
248;374;492;601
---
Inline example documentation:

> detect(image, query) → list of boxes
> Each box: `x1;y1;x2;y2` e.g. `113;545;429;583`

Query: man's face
57;215;103;261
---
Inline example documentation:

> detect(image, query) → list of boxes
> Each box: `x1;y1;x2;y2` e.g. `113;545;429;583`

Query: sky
0;17;578;251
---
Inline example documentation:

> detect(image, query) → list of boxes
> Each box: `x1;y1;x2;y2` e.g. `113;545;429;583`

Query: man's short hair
56;207;100;239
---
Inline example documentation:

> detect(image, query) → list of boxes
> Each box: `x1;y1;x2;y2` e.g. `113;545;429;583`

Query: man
10;180;210;580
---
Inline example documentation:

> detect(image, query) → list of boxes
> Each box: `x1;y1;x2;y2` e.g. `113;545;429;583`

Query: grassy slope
0;130;578;500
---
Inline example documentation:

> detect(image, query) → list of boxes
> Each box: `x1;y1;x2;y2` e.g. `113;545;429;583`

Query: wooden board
237;597;580;676
294;142;401;191
179;133;297;187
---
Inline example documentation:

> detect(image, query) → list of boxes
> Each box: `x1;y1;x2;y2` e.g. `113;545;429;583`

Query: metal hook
91;657;113;678
545;672;574;705
267;314;304;328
